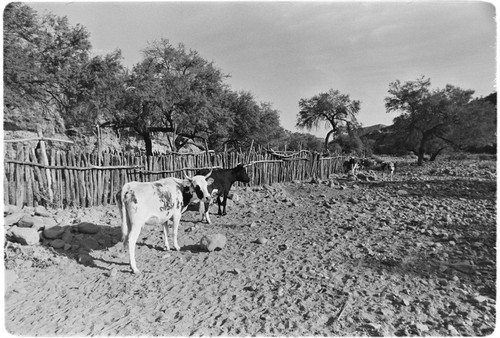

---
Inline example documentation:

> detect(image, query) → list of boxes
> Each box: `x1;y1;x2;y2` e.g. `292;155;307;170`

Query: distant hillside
358;124;388;137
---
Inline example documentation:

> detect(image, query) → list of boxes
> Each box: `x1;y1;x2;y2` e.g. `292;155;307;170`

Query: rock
278;244;288;251
49;239;66;249
34;206;51;217
17;215;35;228
77;222;100;234
61;230;73;243
4;212;25;227
43;225;66;240
415;323;429;333
397;190;409;196
256;237;268;244
77;254;95;266
474;295;489;303
199;234;227;252
249;221;257;228
107;268;118;278
79;237;101;250
4;204;20;216
9;226;40;245
33;216;57;231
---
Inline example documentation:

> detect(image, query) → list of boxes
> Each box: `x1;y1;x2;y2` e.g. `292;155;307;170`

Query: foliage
107;39;232;154
296;89;360;152
328;133;364;155
384;76;494;165
4;2;92;115
222;90;286;151
284;131;323;152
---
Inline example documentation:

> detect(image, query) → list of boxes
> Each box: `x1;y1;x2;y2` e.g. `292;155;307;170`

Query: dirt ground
4;158;497;336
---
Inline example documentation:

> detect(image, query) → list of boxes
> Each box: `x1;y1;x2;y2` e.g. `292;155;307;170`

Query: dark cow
117;171;213;274
196;164;250;222
381;161;395;181
343;157;360;176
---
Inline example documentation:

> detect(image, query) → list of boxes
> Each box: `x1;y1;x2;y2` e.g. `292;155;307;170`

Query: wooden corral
3;144;346;208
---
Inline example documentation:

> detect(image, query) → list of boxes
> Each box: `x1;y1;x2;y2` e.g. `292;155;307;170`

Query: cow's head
183;170;214;203
234;163;250;184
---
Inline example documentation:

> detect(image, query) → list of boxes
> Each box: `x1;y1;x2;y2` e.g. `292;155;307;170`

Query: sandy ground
4;159;497;336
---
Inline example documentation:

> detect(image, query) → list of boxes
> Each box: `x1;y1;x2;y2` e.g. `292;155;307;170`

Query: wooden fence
3;145;346;208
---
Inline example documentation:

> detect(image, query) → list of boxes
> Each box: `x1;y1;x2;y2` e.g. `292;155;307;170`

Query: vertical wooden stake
37;130;54;202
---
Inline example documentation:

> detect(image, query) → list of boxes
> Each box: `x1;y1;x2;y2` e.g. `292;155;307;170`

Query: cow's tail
117;188;129;250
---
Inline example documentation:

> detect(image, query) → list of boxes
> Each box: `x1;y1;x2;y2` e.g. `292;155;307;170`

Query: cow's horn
204;169;213;179
183;170;192;181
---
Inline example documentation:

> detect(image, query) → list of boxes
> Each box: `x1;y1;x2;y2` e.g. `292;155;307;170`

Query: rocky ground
4;158;497;336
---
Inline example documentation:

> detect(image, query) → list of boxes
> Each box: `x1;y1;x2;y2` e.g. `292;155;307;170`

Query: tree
385;76;491;165
284;131;323;152
223;91;285;150
69;50;126;134
4;3;92;115
296;89;360;152
107;39;231;155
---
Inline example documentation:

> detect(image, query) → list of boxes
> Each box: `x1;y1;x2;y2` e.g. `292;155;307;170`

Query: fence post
37;130;54;203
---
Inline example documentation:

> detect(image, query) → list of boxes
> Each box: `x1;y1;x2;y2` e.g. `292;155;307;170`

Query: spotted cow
117;171;213;274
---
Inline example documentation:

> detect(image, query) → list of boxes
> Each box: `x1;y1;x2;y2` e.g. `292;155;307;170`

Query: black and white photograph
3;1;497;336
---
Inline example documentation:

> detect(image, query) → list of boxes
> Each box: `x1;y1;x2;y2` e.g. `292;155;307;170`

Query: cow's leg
204;201;211;224
127;223;143;274
217;196;223;215
199;201;206;222
162;221;170;251
222;193;228;216
171;211;181;251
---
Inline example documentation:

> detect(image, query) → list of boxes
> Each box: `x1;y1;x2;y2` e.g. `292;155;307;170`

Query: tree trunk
417;139;426;166
324;129;335;153
142;132;153;157
430;147;446;161
417;132;432;166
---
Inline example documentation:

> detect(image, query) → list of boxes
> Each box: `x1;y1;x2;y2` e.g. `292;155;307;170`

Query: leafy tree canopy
296;89;360;152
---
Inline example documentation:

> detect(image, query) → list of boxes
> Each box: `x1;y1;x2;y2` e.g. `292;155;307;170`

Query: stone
256;237;268;244
4;212;25;227
79;237;100;250
43;225;66;240
77;254;95;266
33;216;57;231
61;230;73;244
17;215;35;228
9;226;40;245
34;206;51;217
199;234;227;252
77;222;100;234
50;239;66;249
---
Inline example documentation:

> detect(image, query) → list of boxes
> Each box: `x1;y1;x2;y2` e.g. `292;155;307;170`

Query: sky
27;1;497;138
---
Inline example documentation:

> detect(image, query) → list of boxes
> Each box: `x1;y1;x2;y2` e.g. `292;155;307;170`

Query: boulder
43;225;66;240
199;234;227;252
34;206;52;217
4;212;25;227
77;222;100;234
49;239;66;249
17;215;35;228
9;226;40;245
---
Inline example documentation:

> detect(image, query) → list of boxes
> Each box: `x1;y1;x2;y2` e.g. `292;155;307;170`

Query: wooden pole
37;130;54;203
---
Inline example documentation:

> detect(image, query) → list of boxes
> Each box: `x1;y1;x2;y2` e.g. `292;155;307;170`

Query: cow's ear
206;178;214;186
